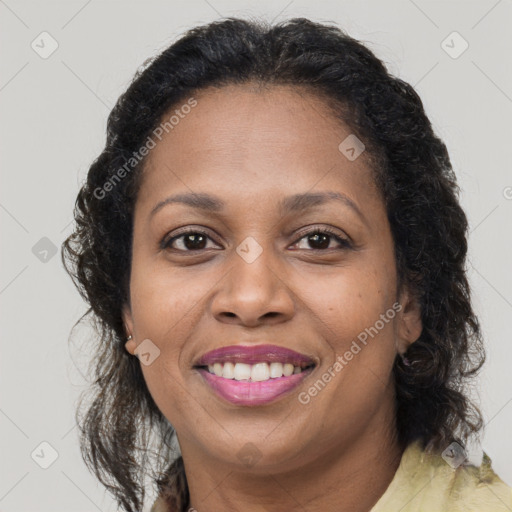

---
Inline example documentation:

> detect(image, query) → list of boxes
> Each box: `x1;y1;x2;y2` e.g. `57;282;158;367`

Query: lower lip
197;367;315;406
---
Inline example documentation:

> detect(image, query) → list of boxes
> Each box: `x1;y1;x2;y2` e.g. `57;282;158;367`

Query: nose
210;245;295;327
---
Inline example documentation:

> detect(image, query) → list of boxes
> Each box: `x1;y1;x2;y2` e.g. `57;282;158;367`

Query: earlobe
125;337;137;355
396;288;423;354
122;303;136;355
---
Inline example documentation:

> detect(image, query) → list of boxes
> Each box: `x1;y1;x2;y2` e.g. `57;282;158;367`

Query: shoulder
371;440;512;512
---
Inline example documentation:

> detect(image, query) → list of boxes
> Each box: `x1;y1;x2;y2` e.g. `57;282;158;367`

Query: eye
290;227;352;251
161;228;221;252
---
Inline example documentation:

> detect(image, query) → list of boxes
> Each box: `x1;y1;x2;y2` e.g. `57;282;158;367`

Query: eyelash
161;226;352;253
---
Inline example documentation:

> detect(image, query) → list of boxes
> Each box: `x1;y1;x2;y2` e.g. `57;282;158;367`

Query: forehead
136;83;379;210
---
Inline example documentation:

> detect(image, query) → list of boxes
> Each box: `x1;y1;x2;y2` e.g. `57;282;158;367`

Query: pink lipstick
194;344;317;406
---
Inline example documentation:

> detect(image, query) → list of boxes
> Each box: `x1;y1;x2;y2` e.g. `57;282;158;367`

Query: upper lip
194;344;318;368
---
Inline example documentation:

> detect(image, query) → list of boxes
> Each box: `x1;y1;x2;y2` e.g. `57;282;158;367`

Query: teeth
222;362;235;379
234;363;252;380
213;362;223;377
269;362;283;378
251;362;270;382
205;361;310;381
283;363;294;376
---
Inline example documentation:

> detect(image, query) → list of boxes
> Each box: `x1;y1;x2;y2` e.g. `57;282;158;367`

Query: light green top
370;440;512;511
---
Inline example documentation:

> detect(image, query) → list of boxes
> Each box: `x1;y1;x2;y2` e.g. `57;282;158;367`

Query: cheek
312;264;395;334
128;260;202;403
307;267;398;395
129;254;236;418
140;362;197;431
130;256;207;336
291;265;398;445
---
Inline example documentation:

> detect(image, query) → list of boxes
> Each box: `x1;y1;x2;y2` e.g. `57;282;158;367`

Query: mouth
193;344;318;405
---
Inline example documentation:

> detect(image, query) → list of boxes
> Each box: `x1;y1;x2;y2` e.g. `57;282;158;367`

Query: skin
122;83;422;512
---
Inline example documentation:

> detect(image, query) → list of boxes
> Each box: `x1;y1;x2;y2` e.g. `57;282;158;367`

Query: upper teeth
207;362;307;381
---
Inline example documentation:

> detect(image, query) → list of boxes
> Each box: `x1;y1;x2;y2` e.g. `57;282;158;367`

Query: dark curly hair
61;16;485;512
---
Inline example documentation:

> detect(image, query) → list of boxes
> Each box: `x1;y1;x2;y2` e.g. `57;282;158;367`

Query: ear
122;303;137;356
395;286;422;354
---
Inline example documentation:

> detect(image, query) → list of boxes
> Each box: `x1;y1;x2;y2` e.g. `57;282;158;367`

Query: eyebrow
150;191;367;224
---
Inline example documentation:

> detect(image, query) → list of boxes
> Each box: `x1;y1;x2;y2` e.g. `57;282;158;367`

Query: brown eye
162;229;220;252
291;228;351;251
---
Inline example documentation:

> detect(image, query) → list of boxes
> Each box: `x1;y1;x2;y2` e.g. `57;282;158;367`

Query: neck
182;397;403;512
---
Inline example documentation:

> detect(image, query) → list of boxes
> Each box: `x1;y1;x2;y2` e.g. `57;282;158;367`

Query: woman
61;17;511;512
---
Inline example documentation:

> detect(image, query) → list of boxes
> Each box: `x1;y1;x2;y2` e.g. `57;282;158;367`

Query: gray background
1;0;511;510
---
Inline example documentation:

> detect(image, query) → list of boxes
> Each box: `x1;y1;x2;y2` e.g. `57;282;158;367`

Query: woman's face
123;84;421;473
